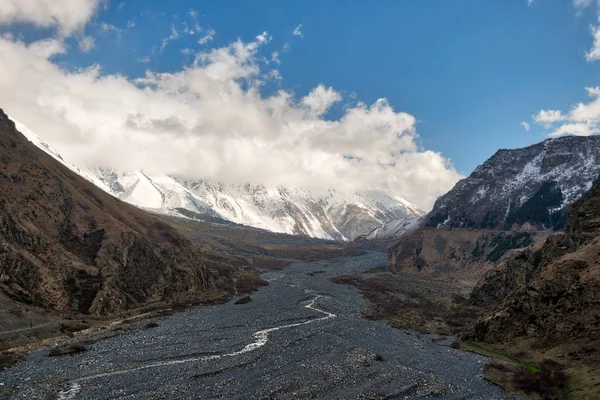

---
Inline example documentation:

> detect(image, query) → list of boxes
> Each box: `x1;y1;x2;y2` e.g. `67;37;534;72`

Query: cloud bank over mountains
0;0;462;210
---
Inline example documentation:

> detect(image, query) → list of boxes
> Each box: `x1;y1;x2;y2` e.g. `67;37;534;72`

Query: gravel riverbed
0;252;503;399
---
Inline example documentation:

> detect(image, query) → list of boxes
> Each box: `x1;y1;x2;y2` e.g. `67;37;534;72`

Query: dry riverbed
0;252;502;399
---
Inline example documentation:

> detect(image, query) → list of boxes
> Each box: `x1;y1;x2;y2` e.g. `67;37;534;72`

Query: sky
0;0;599;210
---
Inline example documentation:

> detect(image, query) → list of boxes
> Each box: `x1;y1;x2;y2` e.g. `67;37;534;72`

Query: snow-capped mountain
13;118;423;241
89;169;423;240
428;135;600;230
362;216;425;241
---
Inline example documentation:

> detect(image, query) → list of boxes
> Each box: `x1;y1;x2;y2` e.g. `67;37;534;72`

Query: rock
234;296;252;305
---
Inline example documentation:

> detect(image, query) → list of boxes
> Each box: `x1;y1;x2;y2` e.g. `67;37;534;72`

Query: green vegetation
465;342;540;372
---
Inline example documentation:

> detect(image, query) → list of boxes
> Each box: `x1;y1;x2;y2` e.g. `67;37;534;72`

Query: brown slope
0;109;229;315
387;225;549;285
467;177;600;344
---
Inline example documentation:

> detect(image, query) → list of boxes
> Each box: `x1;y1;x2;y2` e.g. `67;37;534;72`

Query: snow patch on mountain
364;216;425;241
431;135;600;229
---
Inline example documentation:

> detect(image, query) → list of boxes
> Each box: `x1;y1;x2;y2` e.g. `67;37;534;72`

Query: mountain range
13;119;423;242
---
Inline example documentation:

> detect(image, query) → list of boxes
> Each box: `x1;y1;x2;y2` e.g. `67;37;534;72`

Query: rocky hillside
388;227;547;283
11;119;422;242
428;136;600;231
0;109;230;315
388;136;600;282
468;176;600;344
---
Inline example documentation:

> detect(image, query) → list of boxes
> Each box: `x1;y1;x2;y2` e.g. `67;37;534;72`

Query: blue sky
1;0;599;208
46;0;598;175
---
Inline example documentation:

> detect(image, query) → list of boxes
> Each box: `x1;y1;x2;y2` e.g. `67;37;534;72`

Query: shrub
0;351;24;370
144;322;160;329
513;359;569;399
234;296;252;305
48;343;88;357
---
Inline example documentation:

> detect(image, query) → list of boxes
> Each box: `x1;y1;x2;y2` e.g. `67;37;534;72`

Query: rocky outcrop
467;177;600;344
0;108;229;315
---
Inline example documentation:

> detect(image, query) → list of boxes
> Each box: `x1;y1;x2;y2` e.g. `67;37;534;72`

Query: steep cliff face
0;109;227;315
467;178;600;344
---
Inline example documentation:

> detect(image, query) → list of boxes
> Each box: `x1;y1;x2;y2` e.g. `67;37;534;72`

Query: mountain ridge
428;135;600;230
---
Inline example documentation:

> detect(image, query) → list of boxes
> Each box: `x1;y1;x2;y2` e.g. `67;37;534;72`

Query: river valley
0;252;502;399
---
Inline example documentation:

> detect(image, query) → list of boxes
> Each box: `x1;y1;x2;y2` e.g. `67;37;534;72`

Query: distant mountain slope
428;136;600;230
14;119;423;241
0;109;229;315
89;171;423;241
361;216;424;241
389;136;600;283
468;175;600;345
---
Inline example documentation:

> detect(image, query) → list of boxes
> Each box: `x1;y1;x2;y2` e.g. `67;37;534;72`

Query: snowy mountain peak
13;117;423;241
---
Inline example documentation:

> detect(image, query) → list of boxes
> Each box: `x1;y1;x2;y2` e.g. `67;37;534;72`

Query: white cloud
78;35;95;53
301;85;341;116
127;19;135;28
198;28;215;45
573;0;594;10
26;38;66;59
534;87;600;137
0;0;100;36
549;122;598;137
585;22;600;61
521;121;530;131
527;0;535;6
137;56;151;63
160;26;180;52
292;24;303;38
270;51;280;65
533;109;565;125
255;31;271;45
100;22;121;35
188;9;202;33
0;34;462;211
